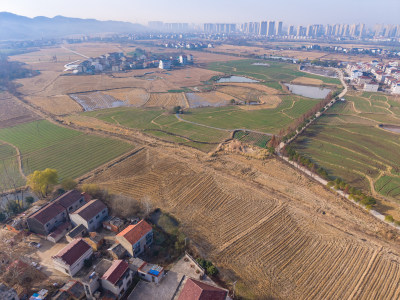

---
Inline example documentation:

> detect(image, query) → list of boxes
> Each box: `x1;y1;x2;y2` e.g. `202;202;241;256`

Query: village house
364;81;379;92
135;258;165;284
53;280;86;300
84;232;104;251
177;278;229;300
54;190;87;214
108;243;128;260
115;220;153;257
392;82;400;94
26;189;86;237
70;199;108;232
159;60;172;70
81;259;134;299
27;201;69;236
52;238;93;277
101;260;134;298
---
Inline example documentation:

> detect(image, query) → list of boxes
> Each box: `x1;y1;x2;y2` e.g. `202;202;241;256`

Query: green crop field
206;59;342;89
293;92;400;200
0;142;25;188
0;120;133;185
85;93;322;152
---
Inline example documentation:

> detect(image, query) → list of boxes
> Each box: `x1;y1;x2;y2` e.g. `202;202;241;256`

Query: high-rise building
288;25;295;36
267;21;275;36
277;21;283;36
260;21;268;35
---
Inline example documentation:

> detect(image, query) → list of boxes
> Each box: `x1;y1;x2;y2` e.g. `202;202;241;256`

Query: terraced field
0;120;133;183
293;92;400;204
86;147;400;299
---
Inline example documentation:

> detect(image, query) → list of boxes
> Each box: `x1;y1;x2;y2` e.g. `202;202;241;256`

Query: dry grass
292;77;325;85
26;95;82;115
145;93;188;108
104;88;150;106
85;147;400;299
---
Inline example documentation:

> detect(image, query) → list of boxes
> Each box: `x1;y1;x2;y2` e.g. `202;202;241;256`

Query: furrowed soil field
70;92;129;111
84;146;400;299
207;59;341;90
144;92;188;108
293;92;400;215
0;120;133;183
0;93;41;128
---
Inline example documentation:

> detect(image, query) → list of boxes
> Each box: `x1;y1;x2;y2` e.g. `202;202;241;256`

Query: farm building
70;199;108;232
52;238;93;277
54;190;87;213
115;220;153;257
108;243;128;260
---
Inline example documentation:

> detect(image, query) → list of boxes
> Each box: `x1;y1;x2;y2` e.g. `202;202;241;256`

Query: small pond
285;83;332;99
381;126;400;133
252;63;270;67
217;76;259;83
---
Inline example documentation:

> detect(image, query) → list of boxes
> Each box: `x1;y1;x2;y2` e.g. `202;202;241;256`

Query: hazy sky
1;0;399;26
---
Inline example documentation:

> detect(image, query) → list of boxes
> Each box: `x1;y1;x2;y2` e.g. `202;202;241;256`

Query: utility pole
232;280;237;299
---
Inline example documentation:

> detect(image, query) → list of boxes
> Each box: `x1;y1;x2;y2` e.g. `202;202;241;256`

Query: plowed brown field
86;146;400;299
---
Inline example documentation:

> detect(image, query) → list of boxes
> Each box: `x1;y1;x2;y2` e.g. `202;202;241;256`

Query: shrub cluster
196;258;219;276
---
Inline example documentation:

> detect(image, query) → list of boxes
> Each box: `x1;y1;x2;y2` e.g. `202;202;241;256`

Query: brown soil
83;139;400;299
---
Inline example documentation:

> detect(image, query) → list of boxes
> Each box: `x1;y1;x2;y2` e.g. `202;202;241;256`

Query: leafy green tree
27;168;58;198
385;215;394;223
207;265;219;276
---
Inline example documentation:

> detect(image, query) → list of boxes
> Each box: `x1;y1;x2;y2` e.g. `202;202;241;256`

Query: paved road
175;114;273;136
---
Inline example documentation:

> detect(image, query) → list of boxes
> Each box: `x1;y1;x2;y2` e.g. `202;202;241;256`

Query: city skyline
1;0;400;26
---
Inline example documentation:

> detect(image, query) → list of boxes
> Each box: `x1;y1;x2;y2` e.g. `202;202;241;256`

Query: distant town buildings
346;60;400;94
200;21;400;40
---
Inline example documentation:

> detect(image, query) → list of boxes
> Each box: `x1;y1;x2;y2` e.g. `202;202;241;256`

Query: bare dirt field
25;95;82;115
0;92;41;128
145;92;188;108
84;145;400;299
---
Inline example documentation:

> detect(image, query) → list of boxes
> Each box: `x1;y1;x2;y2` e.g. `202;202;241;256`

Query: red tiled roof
101;260;129;285
55;190;83;209
71;199;107;221
53;238;91;266
116;220;152;245
177;279;227;300
29;202;66;225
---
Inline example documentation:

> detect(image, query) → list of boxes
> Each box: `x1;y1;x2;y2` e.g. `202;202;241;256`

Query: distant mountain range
0;12;146;40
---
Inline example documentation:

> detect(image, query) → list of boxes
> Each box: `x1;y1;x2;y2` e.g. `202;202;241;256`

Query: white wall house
351;70;363;80
392;83;400;94
364;82;379;92
101;260;133;298
70;200;108;232
52;238;93;277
